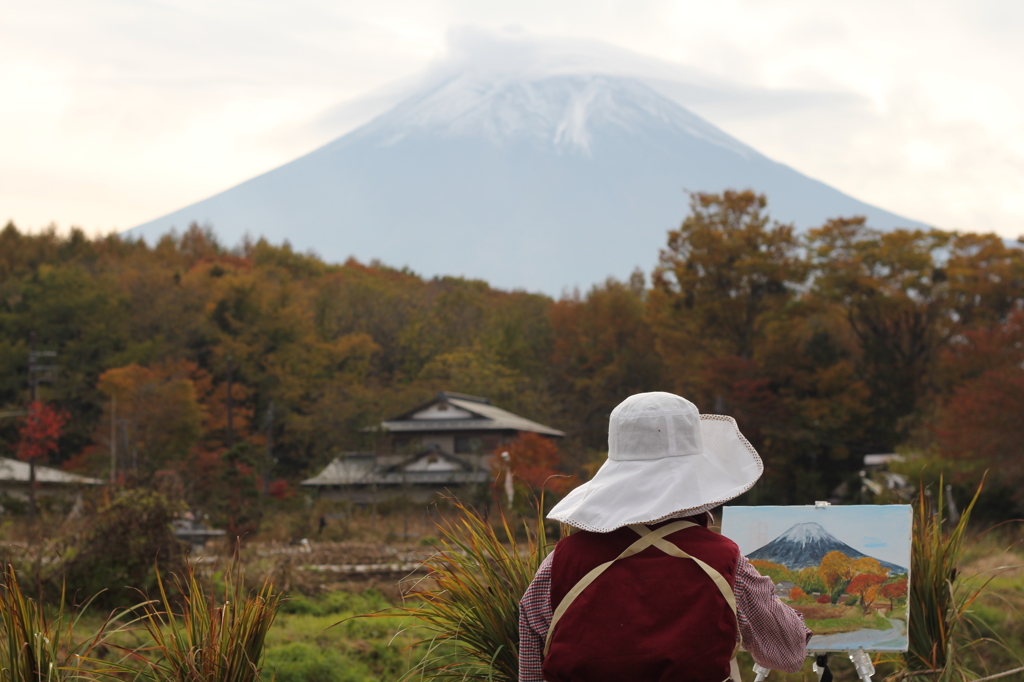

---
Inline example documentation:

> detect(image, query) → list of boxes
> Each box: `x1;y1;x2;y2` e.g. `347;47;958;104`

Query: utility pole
28;332;37;518
225;357;234;449
24;333;57;518
262;401;274;494
109;396;116;486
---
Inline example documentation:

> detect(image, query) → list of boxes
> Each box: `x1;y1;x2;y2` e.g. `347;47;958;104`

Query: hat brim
547;415;763;532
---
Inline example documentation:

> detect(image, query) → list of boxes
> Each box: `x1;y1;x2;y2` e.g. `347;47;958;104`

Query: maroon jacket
542;517;740;682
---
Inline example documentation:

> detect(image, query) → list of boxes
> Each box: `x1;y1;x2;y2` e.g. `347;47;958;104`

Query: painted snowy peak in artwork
746;522;907;574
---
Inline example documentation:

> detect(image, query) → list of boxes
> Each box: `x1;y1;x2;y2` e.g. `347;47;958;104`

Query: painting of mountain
747;522;907;573
721;505;912;652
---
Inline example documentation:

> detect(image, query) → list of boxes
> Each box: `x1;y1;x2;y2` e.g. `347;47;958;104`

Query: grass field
263;590;432;682
77;588;449;682
790;603;894;635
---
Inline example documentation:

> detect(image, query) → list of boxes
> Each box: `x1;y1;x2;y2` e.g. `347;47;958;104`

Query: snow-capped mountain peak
129;53;922;294
358;73;751;158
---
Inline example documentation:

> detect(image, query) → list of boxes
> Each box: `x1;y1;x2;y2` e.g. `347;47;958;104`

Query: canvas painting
721;505;912;652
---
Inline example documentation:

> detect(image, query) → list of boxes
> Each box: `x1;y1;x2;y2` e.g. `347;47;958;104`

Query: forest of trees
2;190;1023;518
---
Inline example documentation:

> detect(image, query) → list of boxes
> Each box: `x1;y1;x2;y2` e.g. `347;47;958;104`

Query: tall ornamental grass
398;499;552;682
132;561;281;682
0;564;113;682
900;480;988;681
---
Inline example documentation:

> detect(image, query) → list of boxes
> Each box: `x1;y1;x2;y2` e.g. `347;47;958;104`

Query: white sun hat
548;392;763;532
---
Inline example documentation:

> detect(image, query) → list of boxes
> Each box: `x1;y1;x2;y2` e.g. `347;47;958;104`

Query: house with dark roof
301;391;564;503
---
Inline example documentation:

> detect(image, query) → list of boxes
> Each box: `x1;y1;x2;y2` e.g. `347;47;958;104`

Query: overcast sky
3;0;1023;241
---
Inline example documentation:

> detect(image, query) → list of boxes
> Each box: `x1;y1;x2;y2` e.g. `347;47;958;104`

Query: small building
0;457;103;515
0;457;104;500
301;391;564;503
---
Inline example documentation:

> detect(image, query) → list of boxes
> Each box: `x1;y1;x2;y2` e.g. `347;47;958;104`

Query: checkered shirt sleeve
735;555;813;673
517;552;811;680
518;551;553;682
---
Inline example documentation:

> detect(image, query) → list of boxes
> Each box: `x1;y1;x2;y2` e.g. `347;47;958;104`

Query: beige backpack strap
542;519;696;656
628;523;738;618
632;523;744;674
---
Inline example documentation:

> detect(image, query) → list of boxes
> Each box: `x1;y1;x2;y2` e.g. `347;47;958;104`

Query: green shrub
60;489;187;609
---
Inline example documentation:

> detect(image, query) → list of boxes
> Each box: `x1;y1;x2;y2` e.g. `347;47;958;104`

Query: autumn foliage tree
501;432;574;496
16;401;68;465
934;310;1024;507
651;191;805;366
96;361;203;478
807;221;1024;446
550;275;662;451
15;401;69;516
648;193;872;503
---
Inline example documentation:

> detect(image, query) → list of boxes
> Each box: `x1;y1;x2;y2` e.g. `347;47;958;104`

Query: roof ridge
437;391;490;404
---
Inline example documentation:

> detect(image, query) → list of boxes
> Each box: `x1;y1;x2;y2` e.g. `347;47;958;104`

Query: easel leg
849;650;874;681
812;654;833;682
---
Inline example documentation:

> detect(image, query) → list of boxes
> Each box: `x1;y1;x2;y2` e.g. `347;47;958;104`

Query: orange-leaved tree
97;360;203;477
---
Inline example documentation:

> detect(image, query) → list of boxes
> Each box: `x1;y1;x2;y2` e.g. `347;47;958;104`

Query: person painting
519;392;811;682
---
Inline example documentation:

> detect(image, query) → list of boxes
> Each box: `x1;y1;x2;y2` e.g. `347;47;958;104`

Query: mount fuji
130;70;922;294
747;522;907;574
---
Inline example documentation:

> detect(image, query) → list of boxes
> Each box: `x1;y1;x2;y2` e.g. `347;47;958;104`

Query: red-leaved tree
16;401;69;516
500;432;576;495
16;401;68;464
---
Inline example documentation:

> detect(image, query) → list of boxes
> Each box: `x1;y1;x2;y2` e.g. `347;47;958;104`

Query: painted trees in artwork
819;551;856;603
852;556;888;578
880;577;909;610
847;572;887;615
797;566;827;595
750;560;795;585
